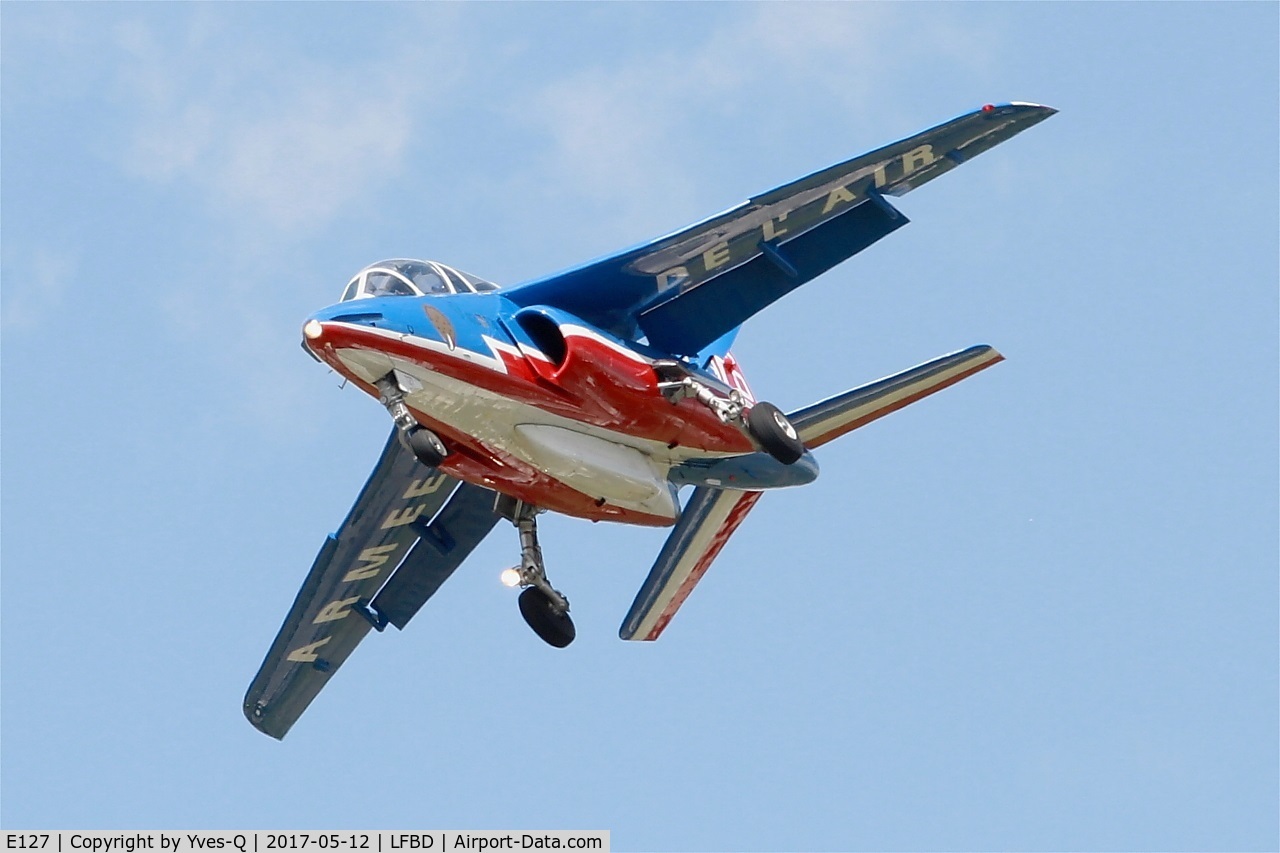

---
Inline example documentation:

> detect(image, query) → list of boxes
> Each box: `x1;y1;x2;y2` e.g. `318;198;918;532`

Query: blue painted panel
637;196;908;353
371;482;501;630
668;450;818;490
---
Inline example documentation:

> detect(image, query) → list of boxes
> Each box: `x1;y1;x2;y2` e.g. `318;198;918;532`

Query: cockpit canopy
339;259;498;302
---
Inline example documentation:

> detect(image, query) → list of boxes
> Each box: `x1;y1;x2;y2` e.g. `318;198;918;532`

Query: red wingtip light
981;103;995;113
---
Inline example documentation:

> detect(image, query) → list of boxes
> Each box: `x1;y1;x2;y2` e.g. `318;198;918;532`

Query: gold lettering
821;186;856;215
287;637;331;663
903;144;935;173
314;597;361;624
873;163;890;187
702;242;731;271
762;213;789;241
342;543;399;582
656;266;689;290
403;474;447;499
381;503;430;529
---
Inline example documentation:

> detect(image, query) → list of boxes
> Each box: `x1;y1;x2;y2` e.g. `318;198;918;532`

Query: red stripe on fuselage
329;361;675;525
319;322;752;452
308;321;741;525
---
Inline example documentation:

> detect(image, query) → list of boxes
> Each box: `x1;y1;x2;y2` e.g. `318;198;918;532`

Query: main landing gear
376;374;449;468
496;497;575;648
745;401;805;465
376;372;573;648
655;362;806;465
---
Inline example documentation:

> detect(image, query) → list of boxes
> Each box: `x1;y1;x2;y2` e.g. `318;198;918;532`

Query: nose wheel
406;426;447;468
497;498;575;648
376;374;449;467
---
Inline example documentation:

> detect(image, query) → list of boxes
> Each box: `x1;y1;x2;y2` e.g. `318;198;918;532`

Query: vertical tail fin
619;345;1003;641
619;488;762;641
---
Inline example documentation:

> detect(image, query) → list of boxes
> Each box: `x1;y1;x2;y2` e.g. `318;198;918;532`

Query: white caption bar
2;834;608;853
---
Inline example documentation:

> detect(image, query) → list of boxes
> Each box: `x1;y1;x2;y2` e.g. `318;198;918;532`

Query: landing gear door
707;352;757;405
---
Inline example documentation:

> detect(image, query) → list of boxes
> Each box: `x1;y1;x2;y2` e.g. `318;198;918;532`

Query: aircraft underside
313;319;810;525
344;344;687;525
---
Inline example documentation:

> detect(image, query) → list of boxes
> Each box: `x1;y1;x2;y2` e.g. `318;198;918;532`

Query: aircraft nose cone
303;319;324;340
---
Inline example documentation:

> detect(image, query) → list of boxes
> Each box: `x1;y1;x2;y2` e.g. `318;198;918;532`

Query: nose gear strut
496;496;575;647
376;374;448;467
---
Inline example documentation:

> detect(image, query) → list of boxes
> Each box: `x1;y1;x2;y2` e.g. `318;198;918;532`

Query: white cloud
216;90;413;231
108;13;442;236
516;4;979;241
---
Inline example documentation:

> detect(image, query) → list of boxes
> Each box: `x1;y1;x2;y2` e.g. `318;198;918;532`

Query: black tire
518;587;576;648
407;427;447;467
746;402;805;465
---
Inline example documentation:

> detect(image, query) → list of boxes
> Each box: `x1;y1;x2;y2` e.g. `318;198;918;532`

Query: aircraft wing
504;103;1055;355
244;430;500;740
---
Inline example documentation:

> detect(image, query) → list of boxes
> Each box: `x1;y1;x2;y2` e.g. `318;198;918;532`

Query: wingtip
961;344;1005;365
980;101;1057;118
1007;102;1058;119
244;699;290;740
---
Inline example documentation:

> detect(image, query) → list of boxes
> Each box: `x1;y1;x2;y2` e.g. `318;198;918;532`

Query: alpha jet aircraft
245;102;1055;739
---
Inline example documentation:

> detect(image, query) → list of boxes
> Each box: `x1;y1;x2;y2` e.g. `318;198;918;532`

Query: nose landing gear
497;497;575;648
376;374;449;467
406;427;448;468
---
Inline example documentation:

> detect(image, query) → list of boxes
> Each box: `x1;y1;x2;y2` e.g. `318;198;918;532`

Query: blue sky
2;3;1276;850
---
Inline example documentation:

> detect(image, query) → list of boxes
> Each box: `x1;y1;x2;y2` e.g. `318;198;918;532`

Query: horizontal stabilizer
788;345;1004;448
620;487;763;641
622;346;1002;642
